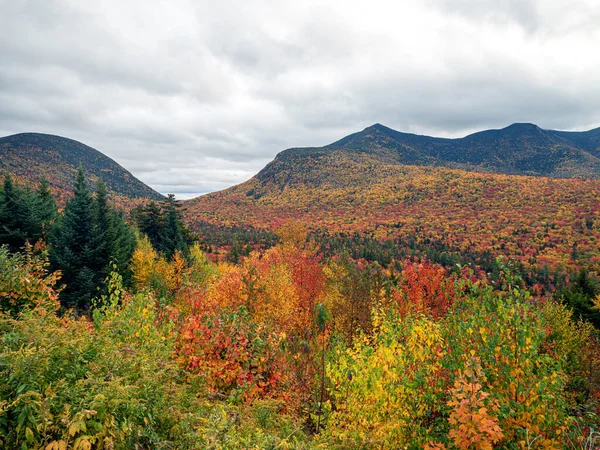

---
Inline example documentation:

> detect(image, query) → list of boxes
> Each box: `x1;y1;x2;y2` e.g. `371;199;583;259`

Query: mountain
0;133;164;203
258;123;600;187
184;122;600;273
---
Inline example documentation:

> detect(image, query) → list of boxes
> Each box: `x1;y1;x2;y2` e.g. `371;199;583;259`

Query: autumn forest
1;125;600;450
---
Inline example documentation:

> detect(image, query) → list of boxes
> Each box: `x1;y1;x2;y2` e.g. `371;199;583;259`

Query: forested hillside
0;133;164;207
186;158;600;275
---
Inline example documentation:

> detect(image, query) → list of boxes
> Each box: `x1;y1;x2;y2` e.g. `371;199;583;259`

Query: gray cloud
1;0;599;198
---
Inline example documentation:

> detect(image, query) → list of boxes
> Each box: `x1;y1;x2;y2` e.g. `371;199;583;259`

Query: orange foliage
447;357;504;450
395;260;458;319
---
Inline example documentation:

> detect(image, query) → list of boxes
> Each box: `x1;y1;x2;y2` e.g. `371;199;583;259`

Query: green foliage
0;254;316;449
321;262;594;448
559;269;600;328
0;174;57;252
132;196;192;259
2;221;599;449
50;168;104;309
0;272;203;449
323;311;445;448
50;168;136;309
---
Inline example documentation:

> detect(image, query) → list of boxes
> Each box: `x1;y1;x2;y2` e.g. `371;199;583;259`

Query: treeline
0;169;191;310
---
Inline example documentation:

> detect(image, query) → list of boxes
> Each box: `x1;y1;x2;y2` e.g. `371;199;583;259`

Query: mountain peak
364;123;390;132
506;122;540;128
503;122;542;133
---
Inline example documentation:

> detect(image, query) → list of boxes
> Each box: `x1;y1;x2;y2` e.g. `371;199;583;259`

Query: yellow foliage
277;221;310;250
130;235;158;290
325;312;444;448
254;263;300;330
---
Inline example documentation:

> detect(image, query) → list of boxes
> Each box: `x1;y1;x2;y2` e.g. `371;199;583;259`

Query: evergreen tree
50;167;103;309
32;178;58;240
133;201;164;251
133;195;190;259
110;208;136;286
162;194;186;258
93;180;113;275
559;268;600;328
93;179;136;288
0;174;41;252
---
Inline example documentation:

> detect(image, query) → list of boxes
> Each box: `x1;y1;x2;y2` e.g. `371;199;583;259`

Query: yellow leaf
68;423;79;436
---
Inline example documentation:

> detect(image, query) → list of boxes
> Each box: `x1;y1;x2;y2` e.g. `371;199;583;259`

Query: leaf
25;427;34;443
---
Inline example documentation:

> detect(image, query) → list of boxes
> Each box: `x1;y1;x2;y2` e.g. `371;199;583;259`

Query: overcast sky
1;0;599;198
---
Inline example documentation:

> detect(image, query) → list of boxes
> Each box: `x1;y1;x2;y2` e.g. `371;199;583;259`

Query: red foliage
395;260;458;319
178;307;289;403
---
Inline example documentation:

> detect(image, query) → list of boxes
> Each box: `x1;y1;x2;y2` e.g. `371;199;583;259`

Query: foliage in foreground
1;238;599;449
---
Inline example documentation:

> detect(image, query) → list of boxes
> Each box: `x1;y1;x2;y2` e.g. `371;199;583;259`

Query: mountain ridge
262;122;600;184
0;132;164;203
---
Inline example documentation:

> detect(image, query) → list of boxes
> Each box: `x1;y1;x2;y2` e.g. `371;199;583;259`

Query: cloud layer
1;0;599;198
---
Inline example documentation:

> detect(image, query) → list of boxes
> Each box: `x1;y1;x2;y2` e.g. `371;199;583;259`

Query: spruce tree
50;167;103;309
93;180;113;275
93;179;136;288
110;208;136;286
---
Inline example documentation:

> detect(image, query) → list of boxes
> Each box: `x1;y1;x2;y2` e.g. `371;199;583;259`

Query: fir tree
133;201;164;251
133;195;190;258
110;208;136;286
93;180;113;275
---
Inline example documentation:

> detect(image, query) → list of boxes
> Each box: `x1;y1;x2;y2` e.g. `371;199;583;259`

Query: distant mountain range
256;123;600;190
0;133;164;202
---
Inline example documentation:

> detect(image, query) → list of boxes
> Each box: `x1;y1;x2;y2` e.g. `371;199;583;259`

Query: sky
1;0;599;199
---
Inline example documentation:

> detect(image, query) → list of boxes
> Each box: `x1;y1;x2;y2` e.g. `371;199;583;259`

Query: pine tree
93;180;113;276
110;208;136;286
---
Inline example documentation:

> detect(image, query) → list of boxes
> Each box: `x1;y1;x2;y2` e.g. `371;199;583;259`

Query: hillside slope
0;133;164;203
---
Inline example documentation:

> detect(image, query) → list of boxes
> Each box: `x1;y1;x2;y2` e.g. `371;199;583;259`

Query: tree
0;174;56;252
133;201;164;251
32;177;58;240
50;167;103;308
110;208;136;286
0;174;32;251
162;193;187;258
92;180;136;287
132;195;190;259
560;268;600;328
